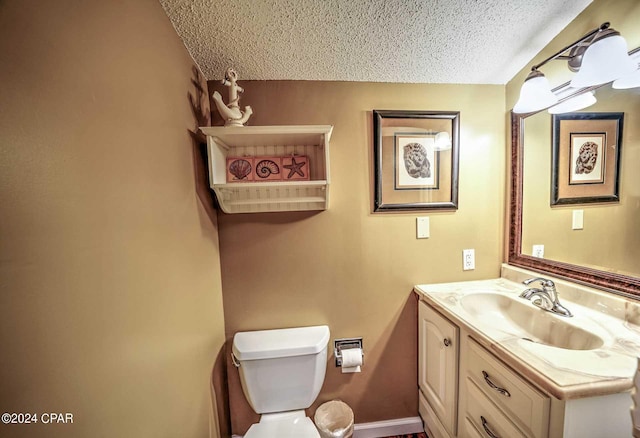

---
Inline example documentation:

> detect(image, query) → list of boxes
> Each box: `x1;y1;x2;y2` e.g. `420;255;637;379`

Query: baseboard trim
353;416;424;438
231;416;424;438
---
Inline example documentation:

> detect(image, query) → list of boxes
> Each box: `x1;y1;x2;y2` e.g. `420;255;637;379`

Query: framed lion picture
551;112;623;205
394;134;440;190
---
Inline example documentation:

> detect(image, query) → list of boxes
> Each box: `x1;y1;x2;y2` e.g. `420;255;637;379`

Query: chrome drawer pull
481;416;500;438
443;338;452;347
482;371;511;397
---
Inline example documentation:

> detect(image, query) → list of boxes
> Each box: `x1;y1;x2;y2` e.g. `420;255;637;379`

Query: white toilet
232;325;330;438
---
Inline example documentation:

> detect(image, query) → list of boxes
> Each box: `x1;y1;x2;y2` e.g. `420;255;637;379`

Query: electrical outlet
463;249;475;271
532;244;544;258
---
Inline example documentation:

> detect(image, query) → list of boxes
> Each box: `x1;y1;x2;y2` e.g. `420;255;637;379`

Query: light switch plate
416;217;430;239
572;210;584;230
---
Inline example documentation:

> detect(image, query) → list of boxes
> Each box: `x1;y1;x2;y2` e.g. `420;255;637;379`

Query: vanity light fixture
613;54;640;89
514;22;636;114
613;70;640;89
513;69;558;114
548;91;597;114
569;26;636;88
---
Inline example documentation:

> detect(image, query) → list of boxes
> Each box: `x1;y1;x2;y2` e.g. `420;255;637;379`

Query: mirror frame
509;111;640;298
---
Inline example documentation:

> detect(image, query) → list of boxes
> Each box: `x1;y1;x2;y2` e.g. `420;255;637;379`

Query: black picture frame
373;110;460;212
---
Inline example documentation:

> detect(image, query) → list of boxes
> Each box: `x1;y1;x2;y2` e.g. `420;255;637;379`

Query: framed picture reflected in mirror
551;112;623;205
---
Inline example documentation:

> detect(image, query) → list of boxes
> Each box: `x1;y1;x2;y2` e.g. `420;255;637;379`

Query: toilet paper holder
334;338;364;367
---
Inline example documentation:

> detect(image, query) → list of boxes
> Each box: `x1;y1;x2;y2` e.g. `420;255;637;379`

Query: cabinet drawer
466;338;549;438
463;416;488;438
466;378;526;438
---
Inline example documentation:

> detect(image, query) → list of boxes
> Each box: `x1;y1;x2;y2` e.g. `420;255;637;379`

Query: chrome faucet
520;277;573;317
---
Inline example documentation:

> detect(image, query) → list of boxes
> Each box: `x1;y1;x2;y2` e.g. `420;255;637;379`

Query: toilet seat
244;410;320;438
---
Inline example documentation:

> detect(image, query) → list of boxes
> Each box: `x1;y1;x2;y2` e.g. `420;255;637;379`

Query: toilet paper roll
341;348;362;373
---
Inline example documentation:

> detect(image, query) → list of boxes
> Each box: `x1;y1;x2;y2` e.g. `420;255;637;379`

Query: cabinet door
418;301;459;436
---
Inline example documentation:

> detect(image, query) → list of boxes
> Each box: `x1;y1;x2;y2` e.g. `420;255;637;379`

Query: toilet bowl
232;325;330;437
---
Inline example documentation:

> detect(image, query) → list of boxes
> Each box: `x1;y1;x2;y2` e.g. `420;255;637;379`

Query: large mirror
509;58;640;297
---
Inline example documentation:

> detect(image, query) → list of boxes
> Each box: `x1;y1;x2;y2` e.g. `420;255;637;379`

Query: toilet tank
232;325;330;414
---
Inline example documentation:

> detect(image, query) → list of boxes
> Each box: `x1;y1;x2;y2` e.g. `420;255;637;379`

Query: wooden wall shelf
200;125;332;214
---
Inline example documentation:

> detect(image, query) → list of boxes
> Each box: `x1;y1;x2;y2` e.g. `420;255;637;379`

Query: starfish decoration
284;157;305;179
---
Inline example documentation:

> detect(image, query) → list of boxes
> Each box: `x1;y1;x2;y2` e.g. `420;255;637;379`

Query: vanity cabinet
417;298;634;438
200;125;332;214
418;300;550;438
416;273;640;438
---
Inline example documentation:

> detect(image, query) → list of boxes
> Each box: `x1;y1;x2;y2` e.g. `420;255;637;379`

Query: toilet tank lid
233;325;330;361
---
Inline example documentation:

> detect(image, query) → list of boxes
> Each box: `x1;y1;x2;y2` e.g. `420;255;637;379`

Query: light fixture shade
548;91;597;114
433;132;452;150
513;72;558;114
570;33;636;88
612;65;640;89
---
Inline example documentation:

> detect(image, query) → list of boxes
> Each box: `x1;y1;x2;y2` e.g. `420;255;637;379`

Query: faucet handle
523;277;555;288
530;292;554;311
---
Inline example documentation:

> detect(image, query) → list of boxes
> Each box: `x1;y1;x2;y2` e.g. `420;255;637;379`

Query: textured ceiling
160;0;593;85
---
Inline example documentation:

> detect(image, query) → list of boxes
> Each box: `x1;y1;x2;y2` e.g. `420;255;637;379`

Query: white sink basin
460;293;604;351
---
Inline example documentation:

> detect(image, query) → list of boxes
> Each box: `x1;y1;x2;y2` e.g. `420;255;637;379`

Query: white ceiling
160;0;593;85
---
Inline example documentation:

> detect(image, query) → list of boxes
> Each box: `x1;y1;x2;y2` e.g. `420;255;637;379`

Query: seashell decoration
255;159;281;179
226;155;309;182
282;155;310;181
227;158;252;181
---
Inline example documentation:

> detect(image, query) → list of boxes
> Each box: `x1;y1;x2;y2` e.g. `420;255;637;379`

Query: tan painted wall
506;0;640;277
210;80;506;434
0;1;226;437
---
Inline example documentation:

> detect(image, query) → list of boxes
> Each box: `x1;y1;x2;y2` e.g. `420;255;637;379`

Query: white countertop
414;266;640;400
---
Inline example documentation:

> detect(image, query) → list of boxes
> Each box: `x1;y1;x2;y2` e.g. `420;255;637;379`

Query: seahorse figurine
212;68;253;127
